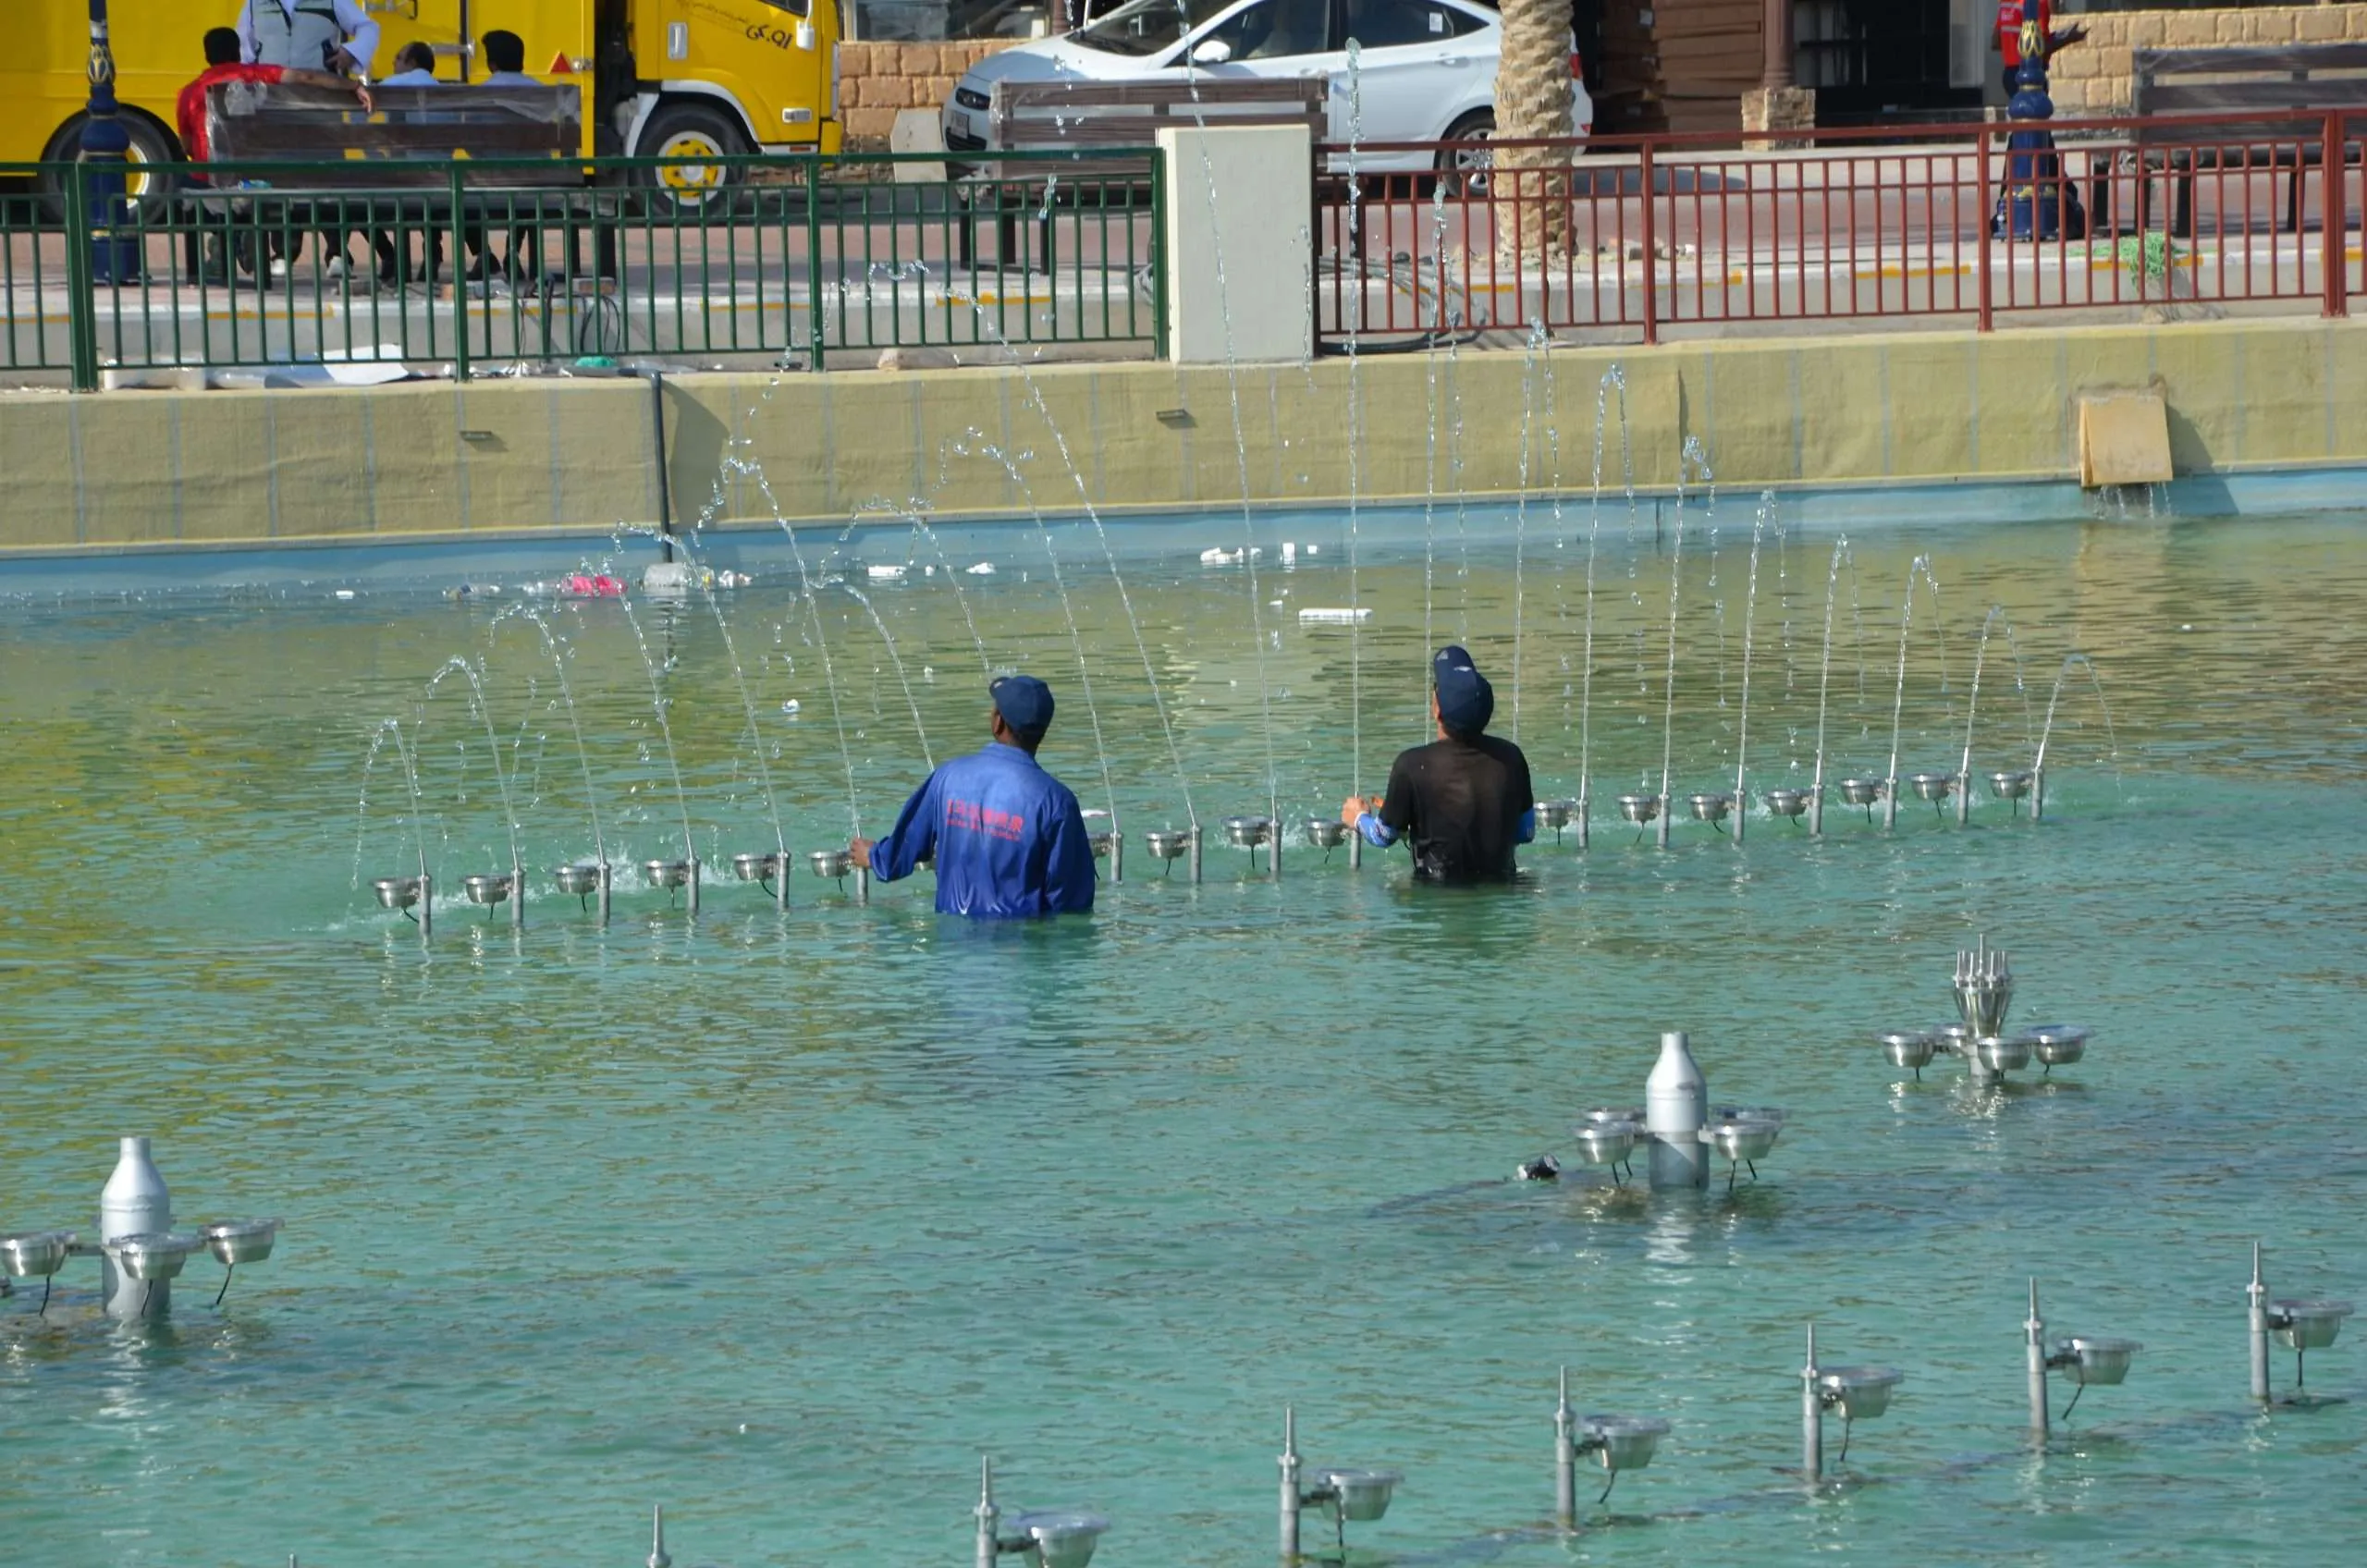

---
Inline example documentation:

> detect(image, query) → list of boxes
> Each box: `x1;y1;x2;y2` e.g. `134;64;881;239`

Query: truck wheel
635;101;750;214
39;110;181;221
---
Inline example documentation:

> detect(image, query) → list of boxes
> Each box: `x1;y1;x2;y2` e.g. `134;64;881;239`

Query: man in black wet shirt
1340;644;1536;882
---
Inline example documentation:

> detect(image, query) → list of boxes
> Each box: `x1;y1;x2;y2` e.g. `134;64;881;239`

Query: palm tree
1491;0;1576;268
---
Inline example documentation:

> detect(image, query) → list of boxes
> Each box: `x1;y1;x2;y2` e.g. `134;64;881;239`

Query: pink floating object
561;573;626;598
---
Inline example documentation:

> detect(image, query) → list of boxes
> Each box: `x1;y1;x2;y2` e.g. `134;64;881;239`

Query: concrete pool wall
2;313;2364;566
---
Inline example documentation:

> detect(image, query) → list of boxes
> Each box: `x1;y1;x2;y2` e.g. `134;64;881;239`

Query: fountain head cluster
3;1139;283;1319
1876;936;2093;1084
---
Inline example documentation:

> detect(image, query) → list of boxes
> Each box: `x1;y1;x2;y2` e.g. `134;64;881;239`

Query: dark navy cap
1432;644;1494;734
990;674;1056;741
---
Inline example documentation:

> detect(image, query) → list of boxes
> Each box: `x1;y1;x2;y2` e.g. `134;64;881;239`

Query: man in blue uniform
852;675;1096;918
1340;644;1535;882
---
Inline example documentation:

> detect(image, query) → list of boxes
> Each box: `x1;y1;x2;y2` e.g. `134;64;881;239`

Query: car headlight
954;86;990;112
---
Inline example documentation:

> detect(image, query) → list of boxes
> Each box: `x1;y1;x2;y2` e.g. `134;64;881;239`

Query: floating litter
1298;607;1372;623
333;589;356;600
1200;546;1263;566
967;562;995;575
867;564;907;580
780;699;802;715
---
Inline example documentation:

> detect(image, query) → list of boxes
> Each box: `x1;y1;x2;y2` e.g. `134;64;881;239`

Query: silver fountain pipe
1801;1322;1823;1481
2027;1278;2050;1435
2249;1242;2273;1403
510;851;524;931
1110;815;1124;884
1645;1030;1709;1190
647;1503;670;1568
1553;1366;1576;1529
599;861;612;925
1278;1406;1301;1561
686;856;700;917
1188;824;1204;885
975;1457;999;1568
99;1134;170;1320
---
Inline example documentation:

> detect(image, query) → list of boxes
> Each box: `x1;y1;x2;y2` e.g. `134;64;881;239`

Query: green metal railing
2;150;1166;389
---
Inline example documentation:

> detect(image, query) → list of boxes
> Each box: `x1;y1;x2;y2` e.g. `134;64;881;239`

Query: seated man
475;29;543;283
174;25;372;283
1342;644;1536;883
852;675;1097;919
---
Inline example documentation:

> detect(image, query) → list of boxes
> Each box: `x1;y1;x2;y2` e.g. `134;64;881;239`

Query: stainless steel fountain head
1908;771;1956;802
1570;1119;1640;1170
1011;1512;1110;1568
1087;830;1117;859
105;1231;201;1281
1536;799;1576;830
2054;1336;2140;1386
1971;1034;2033;1074
644;859;694;889
200;1218;280;1267
461;872;515;906
1616;793;1661;825
1144;828;1193;861
0;1231;74;1279
1838;778;1885;807
1764;788;1809;818
1223;815;1273;849
554;861;606;897
1699;1116;1782;1173
730;851;784;882
808;849;852;879
1314;1468;1400;1523
1990;769;2034;800
1576;1415;1670;1472
1953;936;2015;1036
1879;1030;1937;1072
1687;792;1733;824
1817;1366;1904;1420
372;876;424;910
2026;1023;2091;1068
1305;817;1349;850
2270;1300;2355;1351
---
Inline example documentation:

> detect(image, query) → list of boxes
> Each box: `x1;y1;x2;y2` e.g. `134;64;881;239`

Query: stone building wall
2049;4;2367;116
838;41;1012;144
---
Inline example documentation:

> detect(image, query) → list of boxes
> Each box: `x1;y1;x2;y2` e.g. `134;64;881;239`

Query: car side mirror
1188;38;1234;66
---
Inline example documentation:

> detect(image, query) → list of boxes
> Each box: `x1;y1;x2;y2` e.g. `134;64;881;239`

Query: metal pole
82;0;140;286
2030;764;2046;823
1110;817;1124;884
597;862;611;925
1270;823;1282;883
686;858;700;917
509;854;523;930
1553;1366;1576;1529
1576;783;1589;850
1957;766;1971;826
1349;830;1362;870
2026;1277;2051;1435
647;1503;671;1568
1188;824;1204;885
1278;1406;1301;1562
2249;1241;2273;1403
645;371;675;563
975;1456;1000;1568
418;871;434;941
854;864;871;904
1638;141;1659;347
2323;111;2348;321
1801;1322;1823;1481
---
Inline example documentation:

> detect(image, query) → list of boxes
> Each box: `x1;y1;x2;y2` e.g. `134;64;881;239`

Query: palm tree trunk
1492;0;1576;270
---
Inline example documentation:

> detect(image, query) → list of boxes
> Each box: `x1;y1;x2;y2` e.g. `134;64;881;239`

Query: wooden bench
2113;43;2367;238
187;80;595;287
945;77;1324;270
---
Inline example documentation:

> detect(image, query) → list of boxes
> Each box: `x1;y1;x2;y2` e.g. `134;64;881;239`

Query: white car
941;0;1591;181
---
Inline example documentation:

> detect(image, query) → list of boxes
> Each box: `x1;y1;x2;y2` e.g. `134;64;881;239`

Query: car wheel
634;101;750;214
40;110;180;222
1436;111;1493;198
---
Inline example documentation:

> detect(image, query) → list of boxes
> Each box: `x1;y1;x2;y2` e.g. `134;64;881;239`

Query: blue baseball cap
990;674;1056;742
1432;644;1494;734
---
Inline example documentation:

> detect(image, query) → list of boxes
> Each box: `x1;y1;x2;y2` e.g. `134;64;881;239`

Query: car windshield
1073;0;1237;57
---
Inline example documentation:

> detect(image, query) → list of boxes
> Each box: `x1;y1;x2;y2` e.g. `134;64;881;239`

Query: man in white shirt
237;0;377;78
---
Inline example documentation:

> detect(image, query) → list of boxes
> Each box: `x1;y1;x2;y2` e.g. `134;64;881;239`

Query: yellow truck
3;0;842;198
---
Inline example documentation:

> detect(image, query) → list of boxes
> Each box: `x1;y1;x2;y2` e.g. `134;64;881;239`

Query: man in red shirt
176;27;370;282
1995;1;2089;98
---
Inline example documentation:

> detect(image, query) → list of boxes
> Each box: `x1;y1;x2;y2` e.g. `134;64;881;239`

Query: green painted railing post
63;164;101;392
448;162;472;382
1150;148;1169;360
805;155;826;372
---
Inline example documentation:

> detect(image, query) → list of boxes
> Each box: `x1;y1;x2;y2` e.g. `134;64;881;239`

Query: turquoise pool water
4;508;2364;1566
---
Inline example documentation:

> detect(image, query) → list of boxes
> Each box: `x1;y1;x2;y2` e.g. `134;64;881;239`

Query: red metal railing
1312;108;2359;348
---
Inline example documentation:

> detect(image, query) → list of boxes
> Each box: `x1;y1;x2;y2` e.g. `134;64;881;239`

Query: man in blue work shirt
1340;645;1535;882
852;675;1097;918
